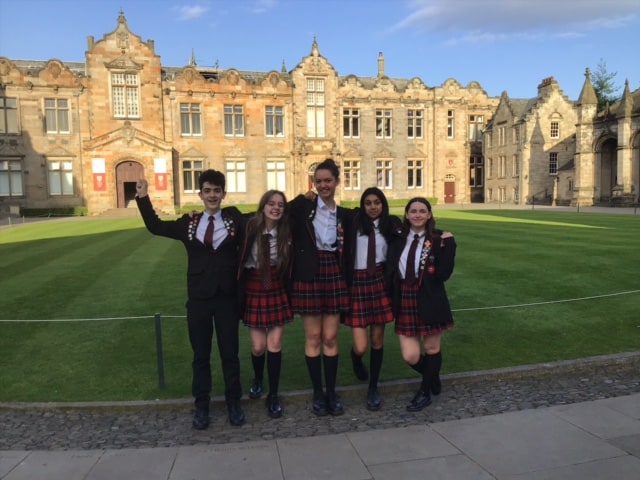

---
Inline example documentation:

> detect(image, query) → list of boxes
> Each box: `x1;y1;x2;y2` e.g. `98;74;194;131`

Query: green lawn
1;210;638;402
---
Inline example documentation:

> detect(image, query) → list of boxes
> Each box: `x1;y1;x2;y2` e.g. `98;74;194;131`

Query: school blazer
288;194;349;282
136;195;245;300
385;229;457;326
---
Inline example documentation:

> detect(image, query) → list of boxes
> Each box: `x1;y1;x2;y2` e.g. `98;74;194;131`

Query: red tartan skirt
291;250;349;315
395;281;454;337
343;266;393;328
242;267;293;329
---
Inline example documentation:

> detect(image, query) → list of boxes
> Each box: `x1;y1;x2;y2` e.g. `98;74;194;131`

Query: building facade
484;72;640;206
2;13;637;215
0;12;497;215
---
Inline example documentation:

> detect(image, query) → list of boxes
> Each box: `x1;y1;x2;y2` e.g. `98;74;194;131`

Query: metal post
154;313;165;390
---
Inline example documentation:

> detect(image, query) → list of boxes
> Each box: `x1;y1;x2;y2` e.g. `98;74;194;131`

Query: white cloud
176;5;209;21
250;0;278;14
392;0;639;43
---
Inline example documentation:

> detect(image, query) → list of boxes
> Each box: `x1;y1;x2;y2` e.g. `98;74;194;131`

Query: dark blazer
342;209;403;286
385;229;456;326
136;195;245;300
288;194;351;282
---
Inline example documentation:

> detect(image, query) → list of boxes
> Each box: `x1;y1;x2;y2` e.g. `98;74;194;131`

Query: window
265;106;284;137
512;154;520;177
550;121;559;139
48;160;73;195
513;186;519;203
447;110;454;138
376;160;392;189
499;156;506;178
468;115;483;142
182;160;203;192
342;160;360;190
45;99;70;134
0;159;23;196
0;97;19;134
224;105;244;136
407;160;423;188
487;158;493;178
343;108;359;138
180;103;202;136
376;109;392;138
111;73;140;118
408;109;423;139
499;187;506;203
226;161;246;192
498;126;507;146
306;78;325;137
487;188;493;201
549;152;558;175
513;124;521;145
469;156;483;187
267;160;286;190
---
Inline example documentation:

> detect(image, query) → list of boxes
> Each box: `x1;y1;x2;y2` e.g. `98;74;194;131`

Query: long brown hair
253;190;291;279
403;197;436;239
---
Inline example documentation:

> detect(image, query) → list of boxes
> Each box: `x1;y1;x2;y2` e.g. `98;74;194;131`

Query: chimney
378;52;385;77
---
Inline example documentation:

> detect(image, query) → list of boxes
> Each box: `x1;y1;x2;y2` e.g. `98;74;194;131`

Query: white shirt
244;226;277;269
400;230;424;280
355;219;387;270
196;211;227;249
313;196;337;251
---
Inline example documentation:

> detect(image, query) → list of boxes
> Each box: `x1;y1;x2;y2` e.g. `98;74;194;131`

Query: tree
591;59;620;111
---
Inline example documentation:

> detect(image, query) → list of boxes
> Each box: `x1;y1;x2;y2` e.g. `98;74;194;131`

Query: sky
0;0;638;100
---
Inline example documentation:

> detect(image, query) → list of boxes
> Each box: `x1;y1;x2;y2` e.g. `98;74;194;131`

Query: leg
322;314;344;416
350;327;369;381
424;332;444;395
186;299;214;429
212;293;244;426
303;315;327;416
248;328;267;399
399;334;431;412
265;326;284;418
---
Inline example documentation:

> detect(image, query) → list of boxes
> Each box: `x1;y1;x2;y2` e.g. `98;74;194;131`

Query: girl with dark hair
343;187;402;410
239;190;292;418
385;197;456;412
288;159;350;416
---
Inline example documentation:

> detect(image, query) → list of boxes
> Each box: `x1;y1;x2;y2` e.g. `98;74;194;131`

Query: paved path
1;353;639;479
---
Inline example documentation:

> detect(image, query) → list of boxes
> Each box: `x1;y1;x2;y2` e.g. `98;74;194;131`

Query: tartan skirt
343;266;394;328
242;267;293;329
291;250;349;315
395;281;454;337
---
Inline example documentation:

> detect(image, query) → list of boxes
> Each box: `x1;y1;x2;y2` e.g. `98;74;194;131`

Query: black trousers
186;292;241;408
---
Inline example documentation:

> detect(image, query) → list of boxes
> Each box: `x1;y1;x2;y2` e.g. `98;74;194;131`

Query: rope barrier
1;290;638;322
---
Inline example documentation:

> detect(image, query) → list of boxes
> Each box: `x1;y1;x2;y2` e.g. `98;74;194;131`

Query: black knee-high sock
305;355;324;395
323;354;339;394
426;351;442;394
266;350;282;396
369;347;383;389
409;354;425;374
252;353;265;381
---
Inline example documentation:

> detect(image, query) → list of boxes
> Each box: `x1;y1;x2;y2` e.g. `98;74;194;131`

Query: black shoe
430;376;442;396
366;387;381;411
227;400;245;426
311;392;328;416
326;392;344;416
351;350;369;381
265;394;283;419
192;407;209;430
248;378;263;399
406;390;431;412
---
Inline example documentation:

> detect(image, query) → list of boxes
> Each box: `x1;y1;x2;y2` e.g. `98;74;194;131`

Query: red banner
93;173;106;191
155;173;167;190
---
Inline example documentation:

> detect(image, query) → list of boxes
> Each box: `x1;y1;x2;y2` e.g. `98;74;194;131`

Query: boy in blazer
135;169;246;429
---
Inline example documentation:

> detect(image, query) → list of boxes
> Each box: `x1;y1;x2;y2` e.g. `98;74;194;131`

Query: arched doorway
116;161;144;208
599;140;617;201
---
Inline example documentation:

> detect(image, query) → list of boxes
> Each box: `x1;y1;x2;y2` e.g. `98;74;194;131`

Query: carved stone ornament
122;122;136;143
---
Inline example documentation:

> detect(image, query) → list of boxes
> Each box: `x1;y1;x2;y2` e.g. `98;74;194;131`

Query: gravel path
1;352;638;451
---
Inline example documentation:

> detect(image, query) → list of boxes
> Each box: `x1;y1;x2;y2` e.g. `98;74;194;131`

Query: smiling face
405;200;431;232
363;193;383;221
198;181;226;214
263;192;285;224
314;168;339;203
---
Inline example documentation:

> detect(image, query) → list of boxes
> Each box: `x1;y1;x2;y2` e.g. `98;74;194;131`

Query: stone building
0;12;498;215
483;71;640;206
